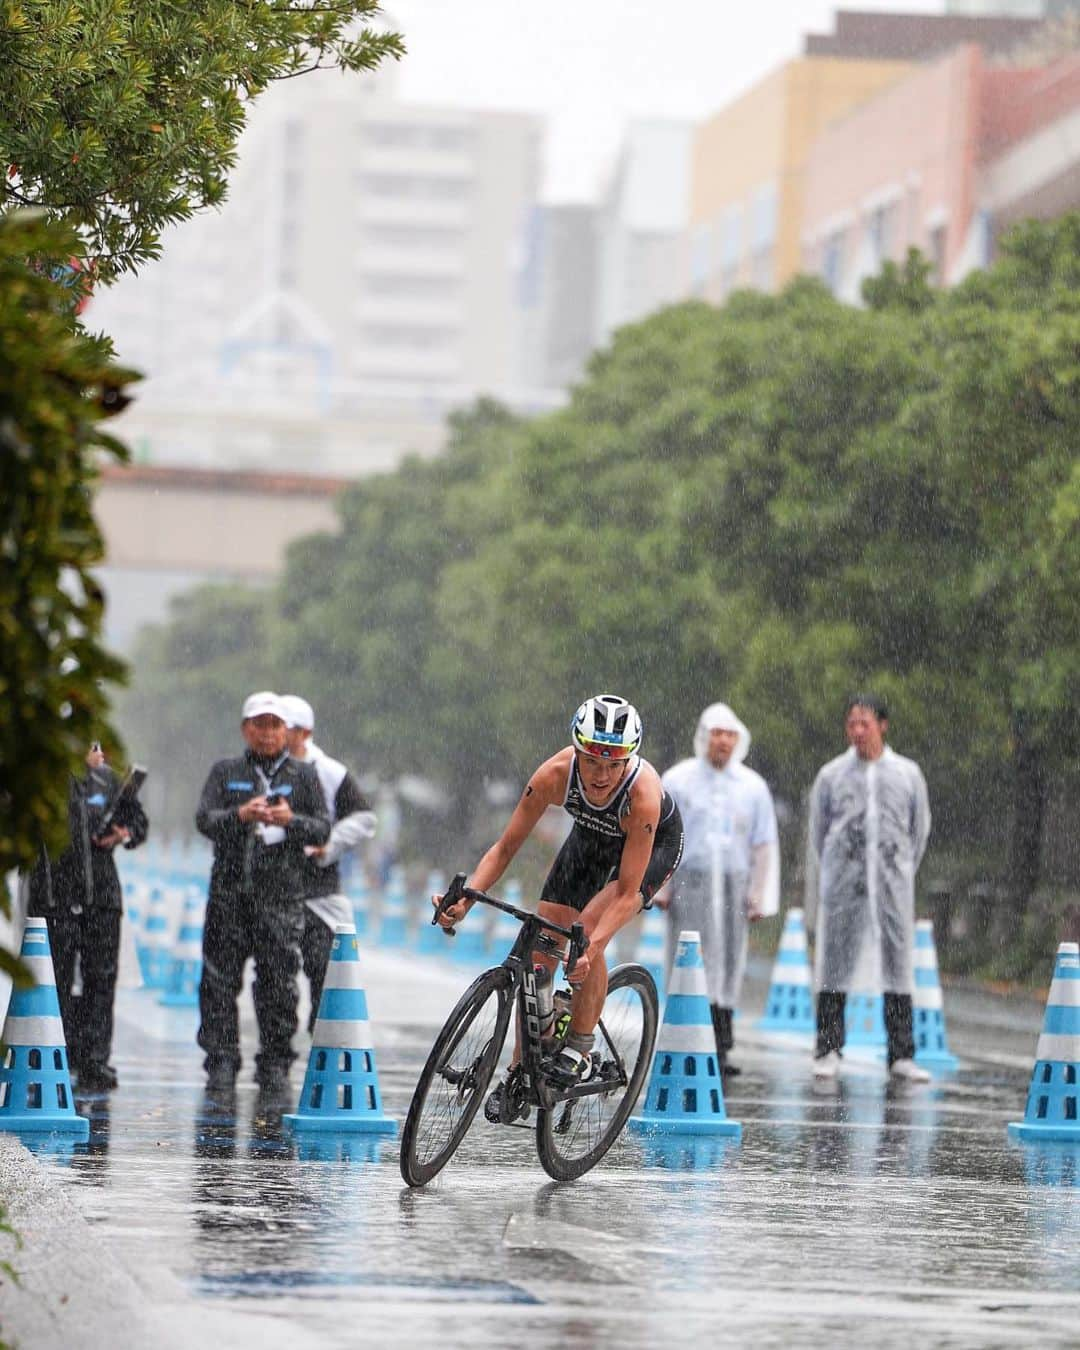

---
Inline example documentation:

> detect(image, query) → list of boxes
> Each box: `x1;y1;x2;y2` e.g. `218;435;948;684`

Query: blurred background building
89;58;549;478
90;4;1080;649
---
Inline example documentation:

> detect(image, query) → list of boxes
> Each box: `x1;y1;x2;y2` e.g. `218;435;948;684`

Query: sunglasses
577;741;633;761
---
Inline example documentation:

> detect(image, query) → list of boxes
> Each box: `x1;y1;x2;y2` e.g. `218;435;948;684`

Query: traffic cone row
136;883;173;989
158;886;205;1008
0;919;89;1138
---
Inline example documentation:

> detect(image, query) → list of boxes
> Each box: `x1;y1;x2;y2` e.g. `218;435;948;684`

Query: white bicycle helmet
571;694;642;761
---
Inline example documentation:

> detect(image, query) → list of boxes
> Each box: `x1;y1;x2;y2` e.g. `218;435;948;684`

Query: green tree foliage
0;209;135;978
123;218;1080;934
0;5;402;977
1;0;404;280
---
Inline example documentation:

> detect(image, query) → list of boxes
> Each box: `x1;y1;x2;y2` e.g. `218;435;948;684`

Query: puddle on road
13;1009;1080;1348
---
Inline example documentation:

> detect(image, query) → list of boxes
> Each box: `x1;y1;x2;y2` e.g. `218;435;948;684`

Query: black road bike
399;874;659;1186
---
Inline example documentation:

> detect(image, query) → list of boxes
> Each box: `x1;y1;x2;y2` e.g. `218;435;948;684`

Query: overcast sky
386;1;945;200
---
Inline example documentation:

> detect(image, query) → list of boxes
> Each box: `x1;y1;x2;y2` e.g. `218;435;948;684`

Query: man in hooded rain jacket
662;703;780;1074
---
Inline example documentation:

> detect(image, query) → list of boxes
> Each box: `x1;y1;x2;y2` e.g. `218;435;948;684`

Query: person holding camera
30;741;149;1093
195;691;330;1097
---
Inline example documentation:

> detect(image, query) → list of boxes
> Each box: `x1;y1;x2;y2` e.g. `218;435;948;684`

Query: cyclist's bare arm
434;750;570;927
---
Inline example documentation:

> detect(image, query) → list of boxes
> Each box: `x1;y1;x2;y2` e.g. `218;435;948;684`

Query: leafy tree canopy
122;218;1080;924
1;0;404;280
0;209;136;978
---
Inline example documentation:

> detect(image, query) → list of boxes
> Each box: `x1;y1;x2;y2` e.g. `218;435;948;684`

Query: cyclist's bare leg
502;903;577;1069
543;883;639;1035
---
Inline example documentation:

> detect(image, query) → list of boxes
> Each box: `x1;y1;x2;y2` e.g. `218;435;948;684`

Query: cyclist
435;693;683;1120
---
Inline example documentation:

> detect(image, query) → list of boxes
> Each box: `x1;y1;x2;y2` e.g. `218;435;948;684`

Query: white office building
89;64;548;476
593;121;694;347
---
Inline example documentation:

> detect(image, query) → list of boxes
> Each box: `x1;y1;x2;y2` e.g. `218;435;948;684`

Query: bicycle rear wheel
400;966;513;1187
535;963;658;1182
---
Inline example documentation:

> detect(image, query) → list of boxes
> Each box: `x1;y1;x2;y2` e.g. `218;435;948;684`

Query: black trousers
197;895;304;1081
816;990;916;1066
47;909;122;1070
710;1004;734;1059
300;908;334;1034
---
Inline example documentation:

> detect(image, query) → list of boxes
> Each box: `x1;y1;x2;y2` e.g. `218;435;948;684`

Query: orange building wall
800;46;983;284
688;56;912;297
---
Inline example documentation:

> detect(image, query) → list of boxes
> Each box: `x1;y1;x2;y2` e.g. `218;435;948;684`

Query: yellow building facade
686;57;914;300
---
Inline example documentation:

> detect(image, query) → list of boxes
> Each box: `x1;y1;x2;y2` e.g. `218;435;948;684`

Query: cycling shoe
544;1045;595;1089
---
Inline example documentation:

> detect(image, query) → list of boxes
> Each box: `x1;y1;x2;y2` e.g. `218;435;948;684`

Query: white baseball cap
280;694;315;732
242;690;287;722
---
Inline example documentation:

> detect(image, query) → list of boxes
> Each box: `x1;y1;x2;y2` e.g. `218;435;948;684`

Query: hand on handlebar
565;947;591;985
431;892;472;930
563;922;590;985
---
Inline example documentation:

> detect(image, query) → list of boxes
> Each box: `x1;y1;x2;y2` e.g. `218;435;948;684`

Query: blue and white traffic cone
913;919;958;1069
378;865;408;949
1009;942;1080;1144
137;883;173;989
844;991;886;1048
0;919;89;1138
637;903;667;998
629;930;742;1140
347;872;371;939
158;886;205;1007
416;869;449;956
756;907;815;1034
284;924;397;1135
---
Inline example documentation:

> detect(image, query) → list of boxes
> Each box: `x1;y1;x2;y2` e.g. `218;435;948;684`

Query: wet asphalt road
14;948;1080;1348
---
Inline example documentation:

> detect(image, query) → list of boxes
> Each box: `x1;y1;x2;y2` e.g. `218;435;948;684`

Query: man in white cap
280;695;376;1031
195;690;330;1096
661;703;780;1075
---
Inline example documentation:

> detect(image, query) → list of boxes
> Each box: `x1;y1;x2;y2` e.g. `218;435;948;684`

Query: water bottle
532;964;554;1038
551;989;572;1044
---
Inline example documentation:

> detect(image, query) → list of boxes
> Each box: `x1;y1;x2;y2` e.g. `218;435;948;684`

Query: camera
265;792;284;806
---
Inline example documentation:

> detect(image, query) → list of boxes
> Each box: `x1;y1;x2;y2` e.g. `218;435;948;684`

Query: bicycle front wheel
400;966;513;1187
535;962;658;1182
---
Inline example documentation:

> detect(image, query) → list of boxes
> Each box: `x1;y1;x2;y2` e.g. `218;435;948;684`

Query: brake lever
564;922;588;982
431;871;466;938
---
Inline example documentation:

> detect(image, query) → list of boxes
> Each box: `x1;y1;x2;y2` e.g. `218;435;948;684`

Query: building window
358;273;461;300
361;225;465;250
363;124;472;153
750;250;774;292
751;183;778;252
822;229;848;294
357;324;458;350
689;223;712;296
719;205;743;298
866;201;900;268
928;224;947;286
356;174;472;201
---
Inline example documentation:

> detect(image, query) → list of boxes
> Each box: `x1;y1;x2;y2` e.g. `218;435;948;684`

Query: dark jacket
196;749;330;907
31;766;150;913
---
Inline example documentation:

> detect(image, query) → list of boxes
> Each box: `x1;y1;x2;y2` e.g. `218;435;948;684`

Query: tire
399;966;514;1187
535;963;658;1182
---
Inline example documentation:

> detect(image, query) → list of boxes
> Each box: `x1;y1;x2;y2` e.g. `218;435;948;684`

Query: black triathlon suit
539;755;684;913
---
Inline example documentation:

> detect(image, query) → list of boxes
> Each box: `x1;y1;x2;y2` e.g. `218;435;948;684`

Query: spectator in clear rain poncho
805;694;932;1083
661;703;780;1075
